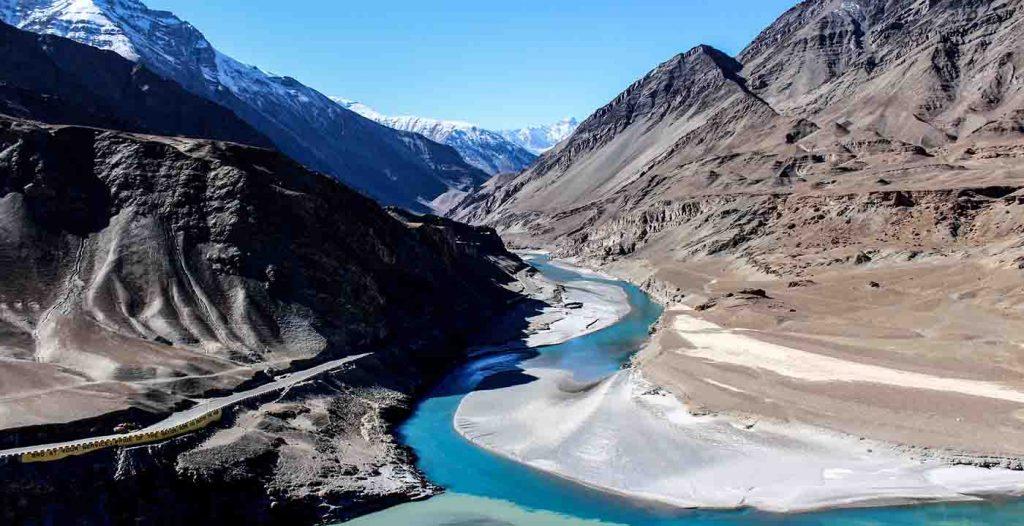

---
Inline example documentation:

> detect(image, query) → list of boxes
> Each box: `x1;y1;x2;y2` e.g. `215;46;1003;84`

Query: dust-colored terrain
0;19;548;525
452;0;1024;459
0;113;535;525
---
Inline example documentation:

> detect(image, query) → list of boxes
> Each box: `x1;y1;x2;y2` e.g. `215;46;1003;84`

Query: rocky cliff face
452;44;780;226
453;0;1024;267
1;0;490;212
0;114;532;525
740;0;1024;145
449;0;1024;457
0;112;527;429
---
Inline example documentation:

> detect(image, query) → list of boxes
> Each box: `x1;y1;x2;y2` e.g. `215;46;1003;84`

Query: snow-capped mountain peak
0;0;243;98
333;98;538;176
499;117;580;155
4;0;490;213
331;97;387;122
333;98;480;138
1;0;148;60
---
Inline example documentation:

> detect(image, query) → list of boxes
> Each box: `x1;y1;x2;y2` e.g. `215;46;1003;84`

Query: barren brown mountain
0;110;543;524
452;0;1024;458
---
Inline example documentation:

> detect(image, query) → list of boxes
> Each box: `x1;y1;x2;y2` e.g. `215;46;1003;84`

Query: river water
346;257;1024;525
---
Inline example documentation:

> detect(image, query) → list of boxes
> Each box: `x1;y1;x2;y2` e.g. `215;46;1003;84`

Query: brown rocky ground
453;0;1024;460
0;115;540;525
616;254;1024;459
509;183;1024;459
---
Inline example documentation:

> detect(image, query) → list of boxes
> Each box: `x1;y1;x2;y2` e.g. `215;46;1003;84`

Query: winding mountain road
0;353;372;462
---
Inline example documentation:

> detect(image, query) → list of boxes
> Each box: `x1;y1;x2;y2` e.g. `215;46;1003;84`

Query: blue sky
147;0;796;130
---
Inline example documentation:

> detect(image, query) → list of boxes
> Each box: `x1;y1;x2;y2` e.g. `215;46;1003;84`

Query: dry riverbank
596;254;1024;462
455;258;1024;513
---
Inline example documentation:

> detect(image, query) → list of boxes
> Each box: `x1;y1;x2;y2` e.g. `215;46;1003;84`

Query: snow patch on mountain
332;98;386;122
499;118;580;155
2;0;490;212
1;0;143;59
334;98;537;176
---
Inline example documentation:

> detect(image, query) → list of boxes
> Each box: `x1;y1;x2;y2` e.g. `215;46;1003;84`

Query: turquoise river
347;256;1024;525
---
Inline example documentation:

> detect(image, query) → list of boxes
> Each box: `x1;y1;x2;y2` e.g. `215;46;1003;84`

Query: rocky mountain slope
498;117;579;154
334;99;537;176
0;21;270;147
1;0;489;212
451;0;1024;457
0;112;533;524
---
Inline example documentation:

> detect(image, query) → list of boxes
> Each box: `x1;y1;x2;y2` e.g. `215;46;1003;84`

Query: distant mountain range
334;99;537;176
498;118;579;155
0;0;488;212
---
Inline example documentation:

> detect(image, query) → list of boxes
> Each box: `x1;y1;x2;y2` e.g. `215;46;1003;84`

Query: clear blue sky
147;0;796;130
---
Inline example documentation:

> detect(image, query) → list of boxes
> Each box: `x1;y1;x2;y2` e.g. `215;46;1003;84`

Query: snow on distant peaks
4;0;501;212
499;118;580;155
331;98;387;122
1;0;144;60
333;98;476;137
332;99;538;176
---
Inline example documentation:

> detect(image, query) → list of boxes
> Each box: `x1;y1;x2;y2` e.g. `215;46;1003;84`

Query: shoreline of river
452;256;1024;514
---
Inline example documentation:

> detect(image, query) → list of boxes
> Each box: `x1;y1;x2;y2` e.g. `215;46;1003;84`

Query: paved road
0;353;372;461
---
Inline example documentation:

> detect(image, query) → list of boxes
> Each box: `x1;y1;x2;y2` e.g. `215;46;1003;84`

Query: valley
1;0;1024;525
451;0;1024;468
351;256;1024;525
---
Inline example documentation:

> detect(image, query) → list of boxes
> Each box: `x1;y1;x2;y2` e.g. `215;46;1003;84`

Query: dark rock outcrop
0;21;270;147
0;114;533;525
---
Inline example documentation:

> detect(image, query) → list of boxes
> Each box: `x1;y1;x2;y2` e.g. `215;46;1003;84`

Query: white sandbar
453;262;1024;513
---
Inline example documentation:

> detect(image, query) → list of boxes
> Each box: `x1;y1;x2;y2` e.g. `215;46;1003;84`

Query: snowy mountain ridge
2;0;145;60
1;0;488;212
499;117;580;155
333;98;537;176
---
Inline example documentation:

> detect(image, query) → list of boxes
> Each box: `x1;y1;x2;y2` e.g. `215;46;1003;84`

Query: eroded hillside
451;0;1024;457
0;114;534;524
